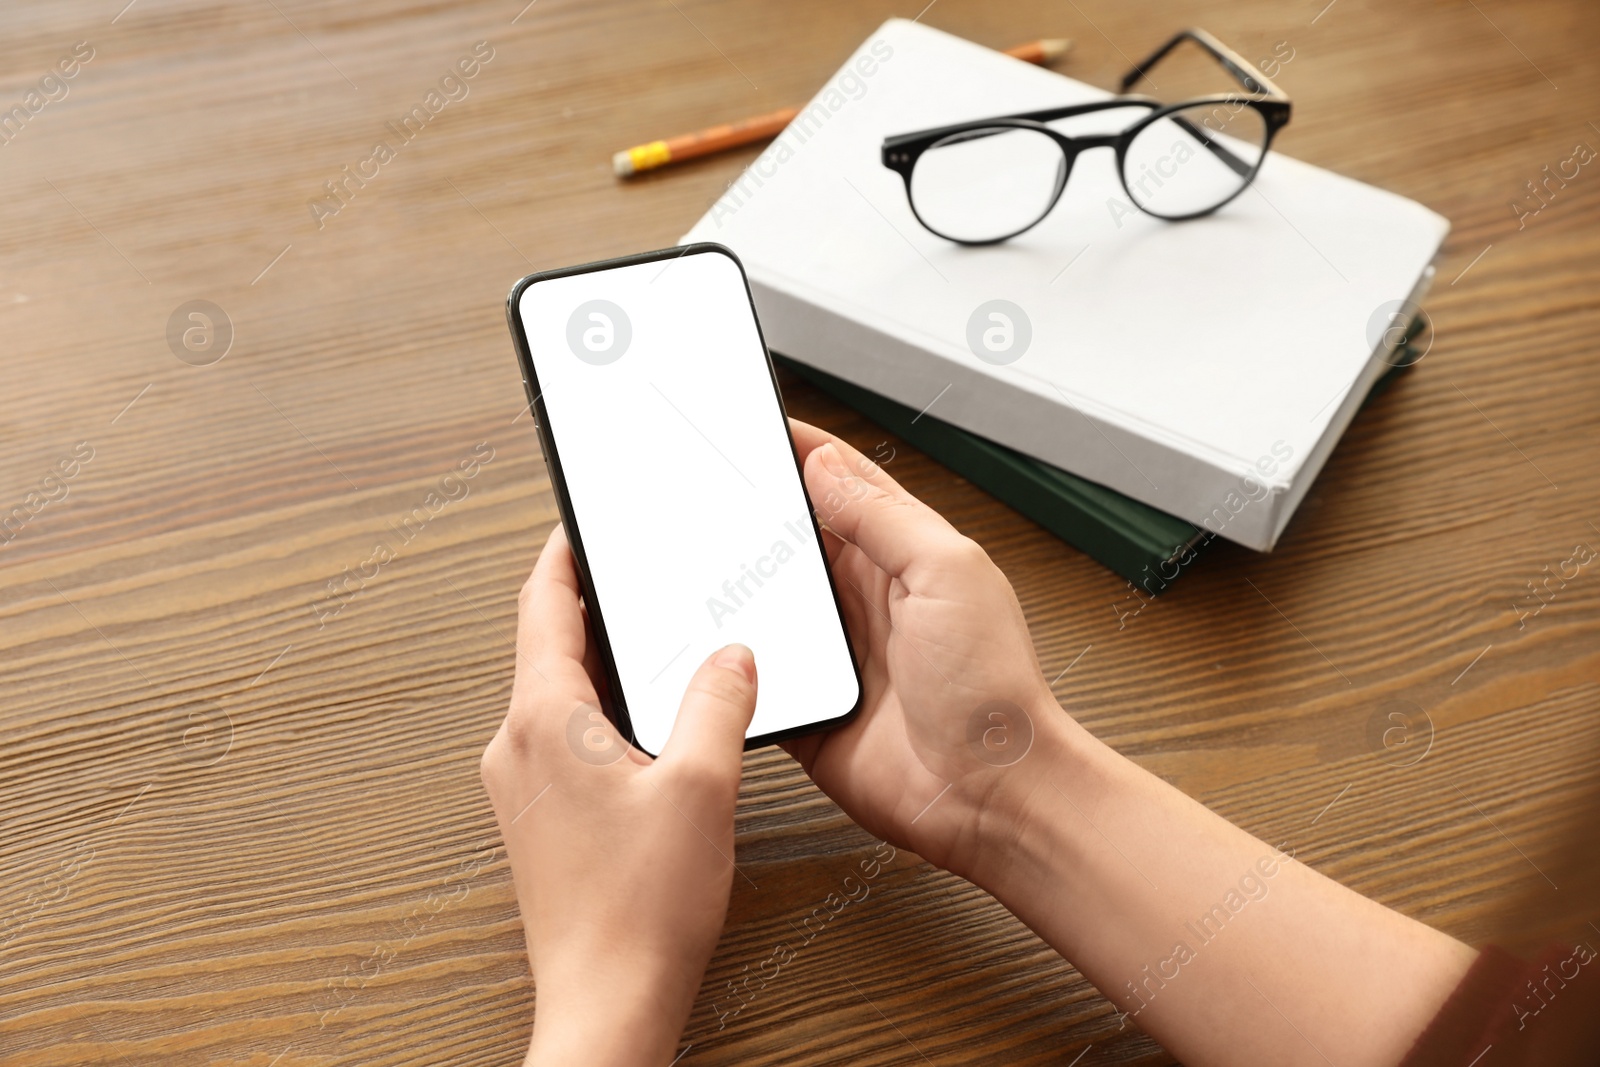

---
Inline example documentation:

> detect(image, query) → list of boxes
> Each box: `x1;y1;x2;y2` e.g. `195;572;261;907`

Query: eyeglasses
880;28;1292;245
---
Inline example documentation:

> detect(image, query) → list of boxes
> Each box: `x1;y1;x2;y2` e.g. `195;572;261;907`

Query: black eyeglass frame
880;28;1293;246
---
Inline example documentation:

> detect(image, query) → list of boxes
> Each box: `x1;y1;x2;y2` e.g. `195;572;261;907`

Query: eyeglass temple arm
1170;114;1254;178
1119;27;1288;101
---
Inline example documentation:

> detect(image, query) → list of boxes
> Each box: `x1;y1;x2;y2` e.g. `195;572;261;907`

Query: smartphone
506;243;862;756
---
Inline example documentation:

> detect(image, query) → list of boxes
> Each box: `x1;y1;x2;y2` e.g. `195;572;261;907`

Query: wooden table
3;0;1596;1063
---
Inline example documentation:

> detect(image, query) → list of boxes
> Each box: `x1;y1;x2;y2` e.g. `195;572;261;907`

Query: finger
817;529;878;634
518;525;585;667
805;442;965;588
789;420;907;502
820;522;848;569
780;734;822;776
655;644;758;788
788;416;832;467
510;525;593;714
815;427;908;498
578;600;605;692
818;490;881;656
830;546;880;655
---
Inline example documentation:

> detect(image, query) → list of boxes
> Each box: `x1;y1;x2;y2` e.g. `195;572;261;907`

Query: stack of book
683;19;1447;590
776;317;1424;591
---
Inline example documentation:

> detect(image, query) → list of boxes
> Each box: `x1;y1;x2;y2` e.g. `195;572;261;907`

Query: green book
776;327;1424;592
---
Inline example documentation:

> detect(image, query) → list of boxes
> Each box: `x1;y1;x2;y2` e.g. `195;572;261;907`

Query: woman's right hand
783;419;1070;884
786;420;1478;1067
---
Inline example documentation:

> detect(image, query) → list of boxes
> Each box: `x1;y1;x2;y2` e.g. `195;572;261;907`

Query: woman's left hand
480;524;759;1067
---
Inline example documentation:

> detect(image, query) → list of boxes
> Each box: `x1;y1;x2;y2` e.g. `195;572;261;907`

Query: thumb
805;441;964;586
656;644;758;786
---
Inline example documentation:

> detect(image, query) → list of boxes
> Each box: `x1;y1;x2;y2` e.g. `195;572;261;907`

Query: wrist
947;696;1101;895
527;954;691;1066
965;713;1173;964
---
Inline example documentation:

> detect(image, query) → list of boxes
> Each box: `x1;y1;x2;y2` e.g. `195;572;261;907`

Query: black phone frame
505;242;864;757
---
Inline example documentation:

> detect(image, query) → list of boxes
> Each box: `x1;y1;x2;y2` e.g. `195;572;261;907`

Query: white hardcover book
682;18;1447;550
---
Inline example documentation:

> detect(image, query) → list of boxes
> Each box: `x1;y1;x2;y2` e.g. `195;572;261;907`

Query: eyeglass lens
908;126;1068;243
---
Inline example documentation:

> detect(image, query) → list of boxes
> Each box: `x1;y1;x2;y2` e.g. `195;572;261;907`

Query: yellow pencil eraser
614;141;674;178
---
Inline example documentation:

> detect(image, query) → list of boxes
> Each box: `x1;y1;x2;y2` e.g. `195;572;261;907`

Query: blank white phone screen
517;248;859;755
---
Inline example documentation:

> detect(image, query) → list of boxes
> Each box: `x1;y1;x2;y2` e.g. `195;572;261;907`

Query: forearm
972;708;1476;1067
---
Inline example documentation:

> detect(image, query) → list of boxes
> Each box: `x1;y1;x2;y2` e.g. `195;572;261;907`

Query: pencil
613;37;1072;177
614;107;800;178
1002;37;1073;66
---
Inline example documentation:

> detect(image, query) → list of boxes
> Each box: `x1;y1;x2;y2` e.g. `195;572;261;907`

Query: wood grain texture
1;0;1597;1064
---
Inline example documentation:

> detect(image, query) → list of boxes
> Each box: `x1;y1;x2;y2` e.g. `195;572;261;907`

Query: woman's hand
783;419;1066;885
784;420;1476;1067
480;525;758;1067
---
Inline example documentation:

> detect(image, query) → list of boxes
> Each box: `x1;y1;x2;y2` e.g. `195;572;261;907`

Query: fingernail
712;643;756;685
816;443;850;479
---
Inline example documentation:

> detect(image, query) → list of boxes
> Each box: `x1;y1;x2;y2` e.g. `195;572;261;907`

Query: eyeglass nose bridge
1059;133;1122;152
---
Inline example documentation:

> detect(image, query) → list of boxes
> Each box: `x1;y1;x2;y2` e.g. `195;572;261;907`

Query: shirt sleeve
1399;942;1600;1067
